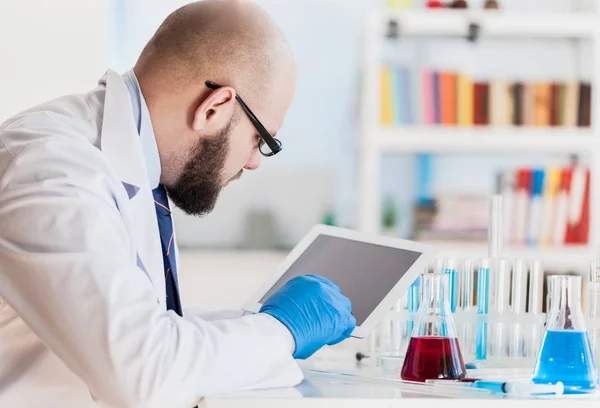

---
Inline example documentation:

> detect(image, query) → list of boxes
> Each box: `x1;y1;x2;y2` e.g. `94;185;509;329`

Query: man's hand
259;274;355;359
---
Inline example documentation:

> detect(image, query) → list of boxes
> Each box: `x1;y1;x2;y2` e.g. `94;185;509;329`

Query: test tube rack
366;257;600;370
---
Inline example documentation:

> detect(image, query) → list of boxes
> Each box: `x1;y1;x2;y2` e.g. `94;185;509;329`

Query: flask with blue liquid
532;275;599;393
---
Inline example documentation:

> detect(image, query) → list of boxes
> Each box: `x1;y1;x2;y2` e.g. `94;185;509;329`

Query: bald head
135;0;294;103
132;0;296;216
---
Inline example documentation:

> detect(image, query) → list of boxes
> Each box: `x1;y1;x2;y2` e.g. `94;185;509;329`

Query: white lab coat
0;70;303;408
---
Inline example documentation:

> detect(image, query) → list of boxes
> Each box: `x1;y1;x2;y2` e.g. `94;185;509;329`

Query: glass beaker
532;275;599;394
400;272;466;382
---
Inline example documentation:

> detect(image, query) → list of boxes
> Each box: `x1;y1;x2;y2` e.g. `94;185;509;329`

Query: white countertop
199;358;600;408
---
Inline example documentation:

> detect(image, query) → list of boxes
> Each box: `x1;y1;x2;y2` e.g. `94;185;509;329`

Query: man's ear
192;86;236;132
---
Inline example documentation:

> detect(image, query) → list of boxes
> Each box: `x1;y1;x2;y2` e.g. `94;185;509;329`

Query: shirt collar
122;69;161;189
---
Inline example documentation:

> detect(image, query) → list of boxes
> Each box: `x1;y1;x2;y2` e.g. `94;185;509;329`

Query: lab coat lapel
99;70;167;309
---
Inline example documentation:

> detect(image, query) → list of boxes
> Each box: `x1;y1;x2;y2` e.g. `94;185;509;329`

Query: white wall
0;0;111;122
172;167;336;249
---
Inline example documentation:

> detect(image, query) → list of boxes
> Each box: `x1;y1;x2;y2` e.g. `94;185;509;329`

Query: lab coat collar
97;69;167;308
98;70;149;198
122;69;162;190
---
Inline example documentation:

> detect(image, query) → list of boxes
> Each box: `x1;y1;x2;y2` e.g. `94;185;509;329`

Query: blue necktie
152;185;183;316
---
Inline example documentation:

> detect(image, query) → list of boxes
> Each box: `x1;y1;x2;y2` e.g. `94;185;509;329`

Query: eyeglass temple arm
205;81;280;152
234;97;280;151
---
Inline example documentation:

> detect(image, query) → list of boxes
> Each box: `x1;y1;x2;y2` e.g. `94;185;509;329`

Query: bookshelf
380;9;597;39
377;127;592;154
357;8;600;268
426;240;592;270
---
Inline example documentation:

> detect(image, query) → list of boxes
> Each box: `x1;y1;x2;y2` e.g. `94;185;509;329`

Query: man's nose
244;148;262;170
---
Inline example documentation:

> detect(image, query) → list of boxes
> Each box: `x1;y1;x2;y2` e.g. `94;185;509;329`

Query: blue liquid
532;330;599;394
475;322;488;360
444;268;457;313
475;267;489;360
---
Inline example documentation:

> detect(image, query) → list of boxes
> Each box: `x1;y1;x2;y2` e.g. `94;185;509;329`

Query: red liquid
400;336;466;382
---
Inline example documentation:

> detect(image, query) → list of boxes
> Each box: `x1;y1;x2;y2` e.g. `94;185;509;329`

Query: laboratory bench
180;250;600;407
199;358;600;408
199;355;600;408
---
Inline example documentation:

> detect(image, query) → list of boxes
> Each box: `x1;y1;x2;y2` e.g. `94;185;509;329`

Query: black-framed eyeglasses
205;81;282;157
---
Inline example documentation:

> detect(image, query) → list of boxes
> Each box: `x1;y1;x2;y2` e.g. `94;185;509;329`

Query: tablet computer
243;224;439;338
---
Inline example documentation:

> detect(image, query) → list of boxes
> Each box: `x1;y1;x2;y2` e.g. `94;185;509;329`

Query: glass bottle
532;275;599;393
400;271;466;382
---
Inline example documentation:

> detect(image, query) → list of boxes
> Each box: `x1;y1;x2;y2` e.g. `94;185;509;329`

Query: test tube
494;258;511;315
445;258;458;313
476;258;491;360
510;259;528;358
391;295;404;356
492;258;510;358
459;259;475;359
368;323;378;357
405;274;421;343
434;258;444;274
433;258;447;335
527;260;545;358
528;261;544;314
460;259;475;312
487;195;502;310
379;315;393;357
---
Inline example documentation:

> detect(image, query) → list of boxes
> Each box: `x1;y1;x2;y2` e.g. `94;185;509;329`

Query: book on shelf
413;193;489;242
498;164;590;247
380;64;593;128
412;163;590;249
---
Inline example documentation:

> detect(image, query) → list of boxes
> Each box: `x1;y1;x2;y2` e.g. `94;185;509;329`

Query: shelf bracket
467;22;480;42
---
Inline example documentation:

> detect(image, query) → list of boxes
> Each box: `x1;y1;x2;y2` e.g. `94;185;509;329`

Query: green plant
382;198;397;229
322;210;336;226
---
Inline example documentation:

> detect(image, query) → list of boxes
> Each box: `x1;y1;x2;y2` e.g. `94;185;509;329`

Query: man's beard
166;123;234;217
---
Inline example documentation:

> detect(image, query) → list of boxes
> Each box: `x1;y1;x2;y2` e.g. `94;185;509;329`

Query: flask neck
413;273;457;338
422;273;451;312
547;275;585;331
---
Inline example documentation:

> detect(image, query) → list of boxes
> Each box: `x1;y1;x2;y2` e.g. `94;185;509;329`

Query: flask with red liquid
400;271;466;382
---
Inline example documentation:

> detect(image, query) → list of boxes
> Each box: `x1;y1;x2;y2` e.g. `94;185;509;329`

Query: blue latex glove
259;274;356;360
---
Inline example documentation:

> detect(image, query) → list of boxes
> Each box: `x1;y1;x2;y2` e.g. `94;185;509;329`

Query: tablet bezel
242;224;439;338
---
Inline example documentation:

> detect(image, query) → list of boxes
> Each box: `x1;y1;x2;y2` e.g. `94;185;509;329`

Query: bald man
0;1;355;407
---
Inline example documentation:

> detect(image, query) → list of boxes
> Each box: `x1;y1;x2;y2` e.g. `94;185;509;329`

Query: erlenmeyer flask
532;275;599;393
400;272;466;382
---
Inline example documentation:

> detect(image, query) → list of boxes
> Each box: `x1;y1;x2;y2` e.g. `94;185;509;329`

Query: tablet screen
259;234;423;326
